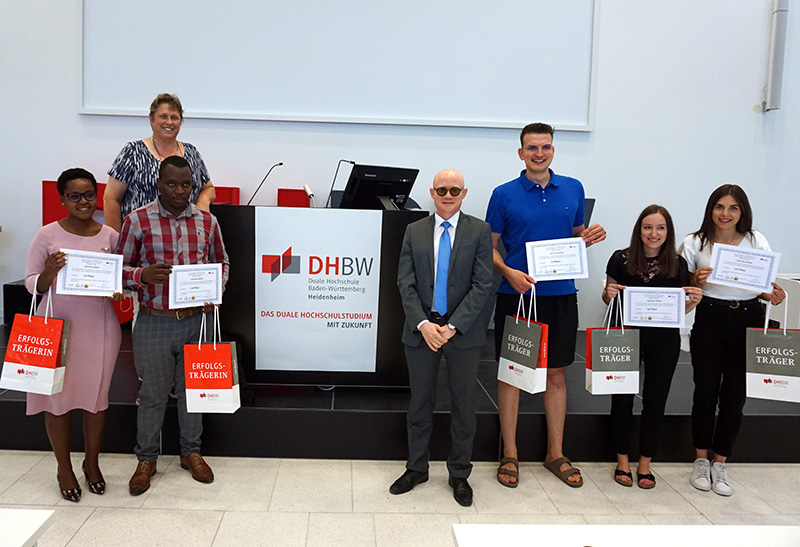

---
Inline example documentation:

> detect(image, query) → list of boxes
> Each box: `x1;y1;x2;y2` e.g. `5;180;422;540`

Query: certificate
169;264;223;309
56;249;122;297
708;244;780;292
622;287;685;328
525;237;588;282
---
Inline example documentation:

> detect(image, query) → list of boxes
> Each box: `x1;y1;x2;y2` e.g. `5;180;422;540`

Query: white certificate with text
622;287;684;328
169;264;223;309
526;237;588;282
56;248;122;297
708;244;780;292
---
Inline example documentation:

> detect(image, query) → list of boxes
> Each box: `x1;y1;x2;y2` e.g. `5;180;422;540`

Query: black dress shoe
448;476;473;507
389;469;429;495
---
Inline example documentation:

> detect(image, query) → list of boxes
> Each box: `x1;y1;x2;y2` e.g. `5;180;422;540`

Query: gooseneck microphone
303;184;316;208
324;159;355;208
246;162;284;206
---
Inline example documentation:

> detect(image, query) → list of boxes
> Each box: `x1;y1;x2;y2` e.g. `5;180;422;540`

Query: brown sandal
497;457;519;488
543;456;583;488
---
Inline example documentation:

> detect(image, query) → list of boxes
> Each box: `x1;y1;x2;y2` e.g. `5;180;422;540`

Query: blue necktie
434;221;451;315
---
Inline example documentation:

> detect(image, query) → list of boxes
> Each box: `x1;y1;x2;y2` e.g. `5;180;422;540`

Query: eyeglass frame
62;190;98;203
433;186;463;197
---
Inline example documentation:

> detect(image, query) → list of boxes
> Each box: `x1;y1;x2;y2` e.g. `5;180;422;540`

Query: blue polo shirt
486;169;585;296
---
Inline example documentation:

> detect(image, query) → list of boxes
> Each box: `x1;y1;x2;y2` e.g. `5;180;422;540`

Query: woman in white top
678;184;785;497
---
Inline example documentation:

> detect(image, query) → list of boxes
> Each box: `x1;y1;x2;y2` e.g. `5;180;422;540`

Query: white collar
434;211;460;229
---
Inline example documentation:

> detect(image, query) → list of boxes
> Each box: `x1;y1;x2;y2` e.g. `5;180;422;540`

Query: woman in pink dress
25;168;123;502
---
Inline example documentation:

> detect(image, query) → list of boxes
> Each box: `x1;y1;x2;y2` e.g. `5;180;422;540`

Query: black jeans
611;327;681;458
689;299;765;457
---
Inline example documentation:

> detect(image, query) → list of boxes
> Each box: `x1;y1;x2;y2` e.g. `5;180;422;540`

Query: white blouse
678;231;771;301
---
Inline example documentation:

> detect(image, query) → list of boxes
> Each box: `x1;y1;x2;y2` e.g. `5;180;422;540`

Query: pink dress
24;222;122;415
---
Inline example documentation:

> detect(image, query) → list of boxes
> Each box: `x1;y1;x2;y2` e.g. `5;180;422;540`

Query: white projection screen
82;0;597;130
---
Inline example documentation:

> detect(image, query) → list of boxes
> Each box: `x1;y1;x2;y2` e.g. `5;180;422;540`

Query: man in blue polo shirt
486;122;605;489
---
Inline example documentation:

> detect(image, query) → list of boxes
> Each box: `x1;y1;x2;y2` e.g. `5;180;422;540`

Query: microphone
246;162;284;206
304;184;316;208
324;159;355;208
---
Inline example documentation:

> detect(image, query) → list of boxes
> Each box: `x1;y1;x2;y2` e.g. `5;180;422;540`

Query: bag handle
195;307;222;349
763;294;789;335
213;306;221;350
514;283;537;327
28;274;54;324
601;293;626;335
196;310;208;349
118;292;134;314
28;275;39;320
602;295;614;334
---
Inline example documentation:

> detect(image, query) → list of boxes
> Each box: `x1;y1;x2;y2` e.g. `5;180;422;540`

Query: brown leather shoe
180;452;214;483
128;460;156;496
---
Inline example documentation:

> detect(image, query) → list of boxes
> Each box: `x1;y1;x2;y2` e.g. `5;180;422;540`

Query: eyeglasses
63;191;97;203
434;187;463;197
524;144;553;153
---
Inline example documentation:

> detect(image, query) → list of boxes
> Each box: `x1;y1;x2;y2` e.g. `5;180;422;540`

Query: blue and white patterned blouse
108;140;211;219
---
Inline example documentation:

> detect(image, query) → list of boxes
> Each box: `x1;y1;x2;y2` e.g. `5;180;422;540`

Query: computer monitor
338;164;419;211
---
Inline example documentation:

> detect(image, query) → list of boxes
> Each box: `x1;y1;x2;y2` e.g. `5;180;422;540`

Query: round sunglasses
433;187;462;197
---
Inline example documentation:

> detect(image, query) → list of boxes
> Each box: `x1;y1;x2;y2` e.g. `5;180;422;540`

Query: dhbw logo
262;247;300;281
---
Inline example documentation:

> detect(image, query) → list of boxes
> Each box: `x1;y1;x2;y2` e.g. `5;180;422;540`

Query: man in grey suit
391;168;493;507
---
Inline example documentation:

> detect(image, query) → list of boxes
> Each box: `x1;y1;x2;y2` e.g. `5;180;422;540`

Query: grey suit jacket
397;212;494;349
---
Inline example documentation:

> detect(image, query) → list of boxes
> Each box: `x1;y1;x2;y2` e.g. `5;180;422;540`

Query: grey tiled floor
1;450;799;546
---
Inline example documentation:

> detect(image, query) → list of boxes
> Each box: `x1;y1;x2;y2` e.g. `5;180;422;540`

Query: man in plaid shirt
118;155;229;496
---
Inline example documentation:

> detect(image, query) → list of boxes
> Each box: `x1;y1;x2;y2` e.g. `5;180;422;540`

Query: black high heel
57;475;82;502
82;460;106;495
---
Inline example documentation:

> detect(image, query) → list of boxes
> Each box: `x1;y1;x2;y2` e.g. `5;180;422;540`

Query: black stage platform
1;323;798;463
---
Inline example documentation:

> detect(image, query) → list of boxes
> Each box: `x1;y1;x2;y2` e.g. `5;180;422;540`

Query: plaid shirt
118;200;230;310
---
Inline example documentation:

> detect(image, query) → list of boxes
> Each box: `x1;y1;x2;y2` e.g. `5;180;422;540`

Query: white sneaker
690;458;711;491
711;462;733;496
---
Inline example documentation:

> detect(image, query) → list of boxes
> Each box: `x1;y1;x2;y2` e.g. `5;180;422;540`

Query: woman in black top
602;205;702;489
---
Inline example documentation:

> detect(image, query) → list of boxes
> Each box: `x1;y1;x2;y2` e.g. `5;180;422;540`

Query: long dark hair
625;204;678;278
694;184;753;251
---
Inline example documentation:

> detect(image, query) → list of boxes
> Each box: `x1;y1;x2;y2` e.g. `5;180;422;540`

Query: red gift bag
1;278;70;395
184;308;240;413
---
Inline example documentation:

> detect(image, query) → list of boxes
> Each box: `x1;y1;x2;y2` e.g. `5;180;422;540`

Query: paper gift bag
585;295;640;395
1;280;70;395
746;299;800;403
497;288;548;395
184;308;241;413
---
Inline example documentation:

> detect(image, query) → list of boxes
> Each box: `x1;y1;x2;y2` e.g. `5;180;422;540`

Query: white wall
1;1;798;327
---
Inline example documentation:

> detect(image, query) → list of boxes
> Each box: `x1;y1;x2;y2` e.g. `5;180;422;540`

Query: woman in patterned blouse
103;93;215;232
